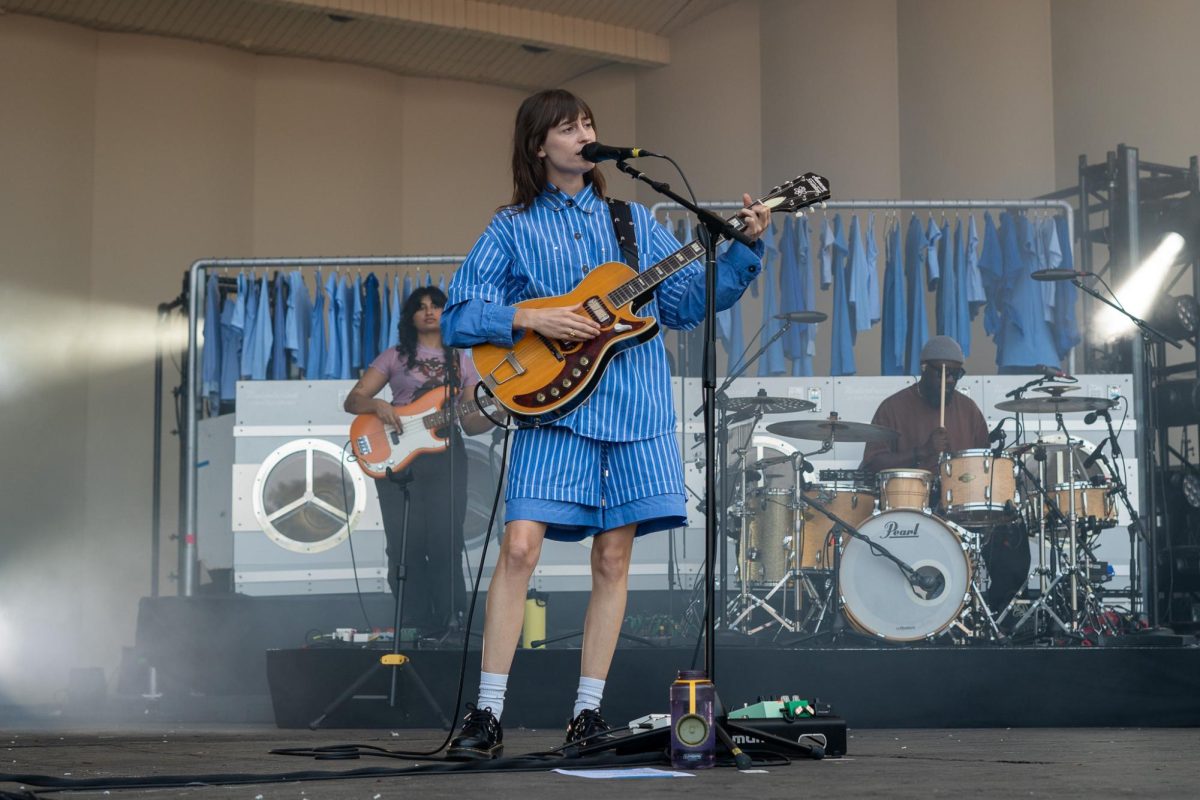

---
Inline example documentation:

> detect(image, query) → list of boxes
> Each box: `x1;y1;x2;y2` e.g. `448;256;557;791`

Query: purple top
369;344;482;407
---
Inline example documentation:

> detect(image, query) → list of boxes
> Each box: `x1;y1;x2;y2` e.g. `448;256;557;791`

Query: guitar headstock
755;173;830;216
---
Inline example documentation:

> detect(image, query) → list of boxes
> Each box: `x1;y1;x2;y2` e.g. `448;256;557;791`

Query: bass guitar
349;386;492;479
473;172;830;424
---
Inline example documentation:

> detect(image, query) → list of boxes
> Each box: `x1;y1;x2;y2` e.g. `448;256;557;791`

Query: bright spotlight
0;284;188;401
1094;232;1187;341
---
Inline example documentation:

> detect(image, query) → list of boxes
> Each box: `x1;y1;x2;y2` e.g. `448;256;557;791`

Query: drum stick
939;364;946;428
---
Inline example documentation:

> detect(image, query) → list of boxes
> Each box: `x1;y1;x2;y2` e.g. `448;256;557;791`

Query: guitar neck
423;393;489;431
606;210;752;307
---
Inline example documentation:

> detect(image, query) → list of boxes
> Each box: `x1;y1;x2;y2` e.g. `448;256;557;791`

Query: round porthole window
251;439;365;554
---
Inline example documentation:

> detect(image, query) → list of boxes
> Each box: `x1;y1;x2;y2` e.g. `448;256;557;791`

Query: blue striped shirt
442;183;763;441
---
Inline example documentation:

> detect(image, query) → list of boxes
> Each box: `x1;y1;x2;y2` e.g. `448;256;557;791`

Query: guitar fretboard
605;208;752;308
423;394;492;431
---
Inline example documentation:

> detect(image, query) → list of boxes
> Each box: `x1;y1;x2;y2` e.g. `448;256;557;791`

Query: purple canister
669;669;715;769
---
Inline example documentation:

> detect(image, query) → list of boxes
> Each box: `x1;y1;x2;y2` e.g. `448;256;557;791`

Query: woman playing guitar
343;286;492;636
439;88;771;759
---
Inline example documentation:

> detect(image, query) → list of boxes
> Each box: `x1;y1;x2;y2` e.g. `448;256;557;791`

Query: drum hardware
818;468;872;485
765;413;900;445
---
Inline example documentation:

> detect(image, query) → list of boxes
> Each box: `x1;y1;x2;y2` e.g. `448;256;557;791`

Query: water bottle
669;669;715;769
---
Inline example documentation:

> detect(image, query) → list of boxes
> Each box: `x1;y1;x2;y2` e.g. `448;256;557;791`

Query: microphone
987;420;1007;444
1083;438;1109;470
1034;364;1073;379
580;142;659;163
1031;268;1092;282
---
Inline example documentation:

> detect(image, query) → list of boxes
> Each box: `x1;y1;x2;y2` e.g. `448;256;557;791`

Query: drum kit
720;384;1134;645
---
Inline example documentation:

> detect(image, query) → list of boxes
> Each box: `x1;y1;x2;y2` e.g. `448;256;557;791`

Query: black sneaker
447;703;504;760
564;708;615;746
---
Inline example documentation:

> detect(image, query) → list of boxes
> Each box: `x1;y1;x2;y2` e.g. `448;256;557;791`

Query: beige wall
6;0;1200;704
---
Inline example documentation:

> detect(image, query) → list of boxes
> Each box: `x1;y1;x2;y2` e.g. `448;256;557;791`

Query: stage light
1145;294;1199;342
1094;232;1187;341
0;284;188;401
1183;473;1200;510
1154;379;1200;427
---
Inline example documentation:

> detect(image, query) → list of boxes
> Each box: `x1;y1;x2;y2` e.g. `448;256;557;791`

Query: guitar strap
606;198;640;270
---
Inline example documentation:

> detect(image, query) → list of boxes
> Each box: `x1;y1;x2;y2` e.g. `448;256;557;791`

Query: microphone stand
602;158;821;764
1073;277;1178;625
1090;407;1144;615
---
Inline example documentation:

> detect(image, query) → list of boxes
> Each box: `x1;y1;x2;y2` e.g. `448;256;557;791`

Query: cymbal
994;396;1117;414
726;395;816;415
765;418;898;444
746;454;795;470
775;310;828;325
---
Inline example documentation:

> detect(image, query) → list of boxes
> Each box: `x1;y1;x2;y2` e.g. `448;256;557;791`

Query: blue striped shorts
504;426;687;542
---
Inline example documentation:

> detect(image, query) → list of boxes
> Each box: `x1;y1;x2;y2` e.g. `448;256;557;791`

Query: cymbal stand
1092;405;1145;616
1002;448;1072;637
1052;410;1083;631
726;405;765;631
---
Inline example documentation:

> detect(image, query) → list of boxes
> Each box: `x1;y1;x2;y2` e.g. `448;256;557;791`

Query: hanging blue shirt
442;183;763;441
1053;214;1081;360
387;274;402;349
201;274;222;410
847;214;877;338
244;273;273;380
953;218;973;357
270;272;287;379
362;272;381;366
977;212;1004;337
797;216;817;376
307;270;326;379
995;212;1060;369
965;215;987;319
339;274;355;378
285;270;312;373
758;221;787;377
830;214;855;376
936;218;956;340
820;217;835;290
925;217;942;291
881;220;907;376
903;214;929;374
239;272;259;378
348;273;363;371
218;272;246;401
779;216;806;373
322;272;342;379
864;213;881;330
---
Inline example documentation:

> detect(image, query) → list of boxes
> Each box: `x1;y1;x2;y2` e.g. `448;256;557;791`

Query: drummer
860;336;1029;613
859;336;989;474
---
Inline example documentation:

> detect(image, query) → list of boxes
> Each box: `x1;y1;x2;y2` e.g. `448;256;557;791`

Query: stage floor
1;725;1196;799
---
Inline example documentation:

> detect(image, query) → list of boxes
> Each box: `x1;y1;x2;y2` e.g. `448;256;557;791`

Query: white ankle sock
477;671;508;721
573;676;606;718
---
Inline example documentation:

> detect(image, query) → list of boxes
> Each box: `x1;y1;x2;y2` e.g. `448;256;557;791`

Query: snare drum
941;449;1018;526
800;484;876;569
743;488;796;583
1050;481;1117;526
878;469;934;512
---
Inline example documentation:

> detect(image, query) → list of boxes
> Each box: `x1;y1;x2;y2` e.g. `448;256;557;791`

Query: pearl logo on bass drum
882;520;921;539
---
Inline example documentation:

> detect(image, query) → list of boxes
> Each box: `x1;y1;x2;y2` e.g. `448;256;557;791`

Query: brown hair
506;89;606;212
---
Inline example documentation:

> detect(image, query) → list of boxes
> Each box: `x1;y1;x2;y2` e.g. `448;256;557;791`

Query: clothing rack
651;197;1076;374
181;256;465;596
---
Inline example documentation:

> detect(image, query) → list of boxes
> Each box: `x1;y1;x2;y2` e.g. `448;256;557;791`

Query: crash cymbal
775;310;828;325
994;396;1117;414
765;417;898;444
726;395;816;415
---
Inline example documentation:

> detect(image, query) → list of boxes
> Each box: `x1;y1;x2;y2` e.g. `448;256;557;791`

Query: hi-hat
775;311;828;324
726;395;816;415
995;396;1117;414
766;417;898;444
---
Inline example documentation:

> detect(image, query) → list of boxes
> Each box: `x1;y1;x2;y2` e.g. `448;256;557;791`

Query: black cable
340;441;375;633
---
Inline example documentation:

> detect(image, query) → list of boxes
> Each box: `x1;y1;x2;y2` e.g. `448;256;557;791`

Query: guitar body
472;261;658;425
350;386;453;479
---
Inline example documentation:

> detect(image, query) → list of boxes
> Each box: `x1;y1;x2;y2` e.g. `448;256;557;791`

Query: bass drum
463;436;506;549
839;510;973;642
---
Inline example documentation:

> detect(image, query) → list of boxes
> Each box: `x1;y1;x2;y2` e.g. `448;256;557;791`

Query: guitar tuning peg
794;211;806;219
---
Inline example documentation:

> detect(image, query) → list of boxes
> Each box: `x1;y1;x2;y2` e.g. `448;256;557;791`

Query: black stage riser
265;646;1200;729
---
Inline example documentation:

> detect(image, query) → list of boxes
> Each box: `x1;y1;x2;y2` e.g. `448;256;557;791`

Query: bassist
343;286;492;635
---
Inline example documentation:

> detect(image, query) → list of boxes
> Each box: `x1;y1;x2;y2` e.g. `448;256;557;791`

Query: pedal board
726;715;848;757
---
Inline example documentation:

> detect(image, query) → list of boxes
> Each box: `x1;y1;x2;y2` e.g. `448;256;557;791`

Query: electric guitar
472;172;831;424
349;386;493;479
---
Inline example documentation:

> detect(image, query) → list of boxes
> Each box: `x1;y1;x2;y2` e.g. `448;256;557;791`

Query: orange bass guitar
349;386;492;479
472;172;831;425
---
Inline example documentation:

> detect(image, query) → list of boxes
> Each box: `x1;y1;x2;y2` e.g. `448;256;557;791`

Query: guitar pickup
356;436;372;455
